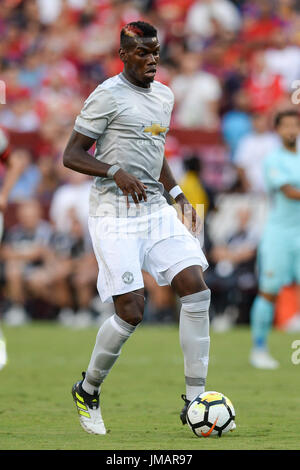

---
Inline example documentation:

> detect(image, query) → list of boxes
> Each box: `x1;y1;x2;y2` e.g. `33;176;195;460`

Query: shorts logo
122;271;134;284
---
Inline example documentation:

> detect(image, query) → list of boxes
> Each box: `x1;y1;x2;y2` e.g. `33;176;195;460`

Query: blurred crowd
0;0;300;328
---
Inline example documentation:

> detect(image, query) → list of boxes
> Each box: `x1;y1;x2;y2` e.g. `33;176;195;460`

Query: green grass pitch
0;322;299;450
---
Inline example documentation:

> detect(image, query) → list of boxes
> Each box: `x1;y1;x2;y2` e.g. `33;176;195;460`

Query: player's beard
284;136;297;150
142;72;156;85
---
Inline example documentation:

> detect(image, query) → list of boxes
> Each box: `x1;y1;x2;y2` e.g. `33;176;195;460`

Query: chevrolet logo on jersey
143;123;167;136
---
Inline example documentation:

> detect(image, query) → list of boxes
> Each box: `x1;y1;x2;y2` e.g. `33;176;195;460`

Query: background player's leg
171;266;210;402
250;291;275;349
249;237;287;369
250;291;279;369
82;289;144;394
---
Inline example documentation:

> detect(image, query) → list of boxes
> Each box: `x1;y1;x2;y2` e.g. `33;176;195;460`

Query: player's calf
179;289;211;403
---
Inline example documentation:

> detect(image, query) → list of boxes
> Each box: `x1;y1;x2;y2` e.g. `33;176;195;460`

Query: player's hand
113;168;147;207
174;194;203;237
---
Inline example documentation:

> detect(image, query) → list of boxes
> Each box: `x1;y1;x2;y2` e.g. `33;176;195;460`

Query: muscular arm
63;130;147;205
159;156;201;233
63;130;111;177
159;156;178;193
281;184;300;200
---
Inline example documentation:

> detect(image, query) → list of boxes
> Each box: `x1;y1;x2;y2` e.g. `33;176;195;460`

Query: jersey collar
119;73;152;93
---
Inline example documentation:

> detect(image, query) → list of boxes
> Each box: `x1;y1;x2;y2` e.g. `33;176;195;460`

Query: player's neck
122;69;151;89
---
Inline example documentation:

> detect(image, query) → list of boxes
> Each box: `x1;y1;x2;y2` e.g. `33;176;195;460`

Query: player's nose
147;54;158;65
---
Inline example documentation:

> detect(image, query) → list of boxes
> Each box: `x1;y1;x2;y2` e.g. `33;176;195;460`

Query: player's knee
120;306;143;326
259;290;277;303
260;281;281;300
114;293;144;326
172;265;208;297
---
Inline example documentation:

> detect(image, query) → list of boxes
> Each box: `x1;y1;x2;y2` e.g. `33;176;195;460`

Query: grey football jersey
74;72;174;217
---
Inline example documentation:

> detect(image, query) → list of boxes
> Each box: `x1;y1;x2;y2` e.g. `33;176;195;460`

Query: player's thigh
88;216;145;302
171;265;208;297
258;236;292;295
145;233;208;291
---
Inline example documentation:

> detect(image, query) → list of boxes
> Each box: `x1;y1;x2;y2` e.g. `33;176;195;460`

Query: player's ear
119;47;127;64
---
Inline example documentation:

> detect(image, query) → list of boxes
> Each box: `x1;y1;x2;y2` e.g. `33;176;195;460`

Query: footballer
250;110;300;369
64;21;211;434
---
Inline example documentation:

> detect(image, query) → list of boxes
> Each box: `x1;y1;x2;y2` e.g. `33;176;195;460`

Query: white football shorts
88;205;208;303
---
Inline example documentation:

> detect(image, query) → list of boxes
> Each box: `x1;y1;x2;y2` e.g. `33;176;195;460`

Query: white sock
179;289;210;402
82;314;137;395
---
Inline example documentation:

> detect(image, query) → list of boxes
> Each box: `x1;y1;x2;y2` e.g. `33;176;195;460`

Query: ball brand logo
143;123;167;136
122;271;134;284
0;80;6;105
201;416;219;437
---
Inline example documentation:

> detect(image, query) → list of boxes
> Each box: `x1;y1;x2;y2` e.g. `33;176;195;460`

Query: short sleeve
74;87;118;139
264;155;290;190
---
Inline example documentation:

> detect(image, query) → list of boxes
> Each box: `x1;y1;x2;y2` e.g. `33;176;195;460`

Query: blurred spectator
241;0;282;47
179;155;210;215
18;50;47;92
36;0;65;24
32;207;98;328
265;28;300;92
243;50;285;114
163;135;184;183
1;199;53;325
34;155;61;206
185;0;241;40
170;51;221;128
221;89;253;158
0;144;30;211
206;206;260;330
0;94;40;132
8;148;41;202
233;113;279;193
49;168;92;234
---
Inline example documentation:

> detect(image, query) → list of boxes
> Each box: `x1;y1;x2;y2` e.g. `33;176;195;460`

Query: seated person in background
233;113;279;193
49;208;99;328
24;206;97;326
0;199;53;325
205;207;259;330
179;155;211;216
6;148;41;203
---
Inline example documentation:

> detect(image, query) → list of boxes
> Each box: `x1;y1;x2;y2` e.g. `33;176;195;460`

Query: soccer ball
186;391;236;437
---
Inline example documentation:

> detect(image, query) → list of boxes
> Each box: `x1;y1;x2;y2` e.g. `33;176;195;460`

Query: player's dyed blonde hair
120;21;157;48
